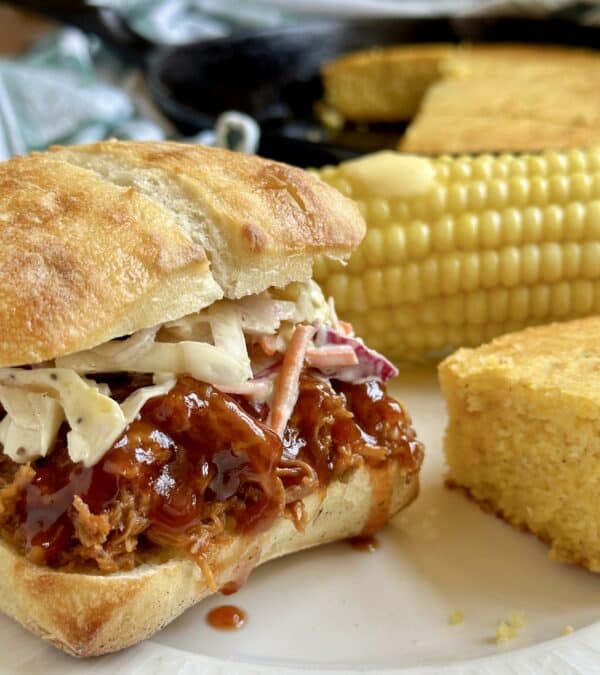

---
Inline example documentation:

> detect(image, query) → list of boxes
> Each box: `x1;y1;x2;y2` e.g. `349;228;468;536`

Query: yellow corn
314;147;600;362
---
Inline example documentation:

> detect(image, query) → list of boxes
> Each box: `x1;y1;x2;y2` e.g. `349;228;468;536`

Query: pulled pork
0;373;422;574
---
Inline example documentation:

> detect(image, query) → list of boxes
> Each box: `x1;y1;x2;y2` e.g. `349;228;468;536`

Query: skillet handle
9;0;154;62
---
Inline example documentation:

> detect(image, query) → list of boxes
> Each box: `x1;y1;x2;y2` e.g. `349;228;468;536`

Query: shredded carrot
268;324;316;437
338;320;355;337
258;334;279;356
306;345;358;368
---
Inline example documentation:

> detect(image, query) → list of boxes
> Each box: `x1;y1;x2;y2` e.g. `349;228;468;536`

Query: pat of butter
340;151;435;199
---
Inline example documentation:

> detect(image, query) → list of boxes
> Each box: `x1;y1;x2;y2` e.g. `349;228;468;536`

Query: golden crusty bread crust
0;461;419;657
0;141;365;366
0;154;220;368
49;141;365;298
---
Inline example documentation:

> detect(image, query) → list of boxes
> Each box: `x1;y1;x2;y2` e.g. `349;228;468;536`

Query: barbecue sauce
7;374;423;568
206;605;247;630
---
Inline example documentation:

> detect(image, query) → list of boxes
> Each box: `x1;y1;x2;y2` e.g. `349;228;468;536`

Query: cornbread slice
400;115;600;154
322;44;455;122
439;316;600;572
322;43;600;153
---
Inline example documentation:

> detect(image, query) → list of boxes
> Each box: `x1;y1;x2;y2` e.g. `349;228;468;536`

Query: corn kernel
443;296;464;326
489;289;509;322
582;242;600;278
529;176;549;206
572;280;593;314
493;156;511;178
546;150;569;174
521;206;542;243
509;177;529;206
480;210;502;248
472;155;494;179
384;225;406;263
383;268;402;302
488;179;509;209
465;290;487;324
461;253;480;292
363;228;385;267
432;215;455;252
422;258;440;296
530;284;550;319
467;181;487;210
346;245;365;273
527;155;547;176
509;287;529;321
542;205;563;240
521;244;540;285
365;269;385;307
549;174;570;203
330;176;352;196
551;281;570;316
406;221;431;259
540;242;563;283
500;247;521;286
568;148;587;172
451;160;472;181
440;254;461;295
480;250;500;288
368;198;390;224
584;201;600;238
403;263;422;303
571;173;591;201
591;172;600;198
448;183;468;213
456;213;479;250
501;208;523;245
562;242;581;279
349;277;368;312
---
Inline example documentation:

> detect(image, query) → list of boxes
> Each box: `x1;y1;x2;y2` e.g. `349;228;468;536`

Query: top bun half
0;141;365;367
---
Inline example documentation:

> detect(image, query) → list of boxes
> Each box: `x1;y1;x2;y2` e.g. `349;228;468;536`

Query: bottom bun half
0;461;419;657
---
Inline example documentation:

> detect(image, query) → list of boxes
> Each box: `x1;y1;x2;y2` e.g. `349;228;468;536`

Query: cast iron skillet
10;0;600;165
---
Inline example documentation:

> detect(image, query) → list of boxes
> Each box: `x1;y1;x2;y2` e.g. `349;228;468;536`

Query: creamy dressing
0;282;333;467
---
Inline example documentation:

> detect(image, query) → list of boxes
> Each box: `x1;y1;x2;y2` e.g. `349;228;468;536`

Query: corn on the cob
314;147;600;362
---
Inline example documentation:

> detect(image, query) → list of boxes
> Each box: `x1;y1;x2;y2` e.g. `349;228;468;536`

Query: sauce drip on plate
348;535;379;552
206;605;247;630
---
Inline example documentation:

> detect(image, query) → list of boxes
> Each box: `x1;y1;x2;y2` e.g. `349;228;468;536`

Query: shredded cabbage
0;369;176;466
0;388;63;462
313;324;398;383
0;282;348;466
56;340;251;386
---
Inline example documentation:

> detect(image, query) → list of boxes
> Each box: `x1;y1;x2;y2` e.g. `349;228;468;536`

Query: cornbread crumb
507;610;525;629
494;611;526;644
449;610;464;625
561;625;574;636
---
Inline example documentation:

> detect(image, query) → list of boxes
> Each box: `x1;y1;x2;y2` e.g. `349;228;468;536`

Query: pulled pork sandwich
0;140;423;656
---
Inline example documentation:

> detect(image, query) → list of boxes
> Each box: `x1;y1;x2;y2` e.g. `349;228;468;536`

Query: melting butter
340;151;435;199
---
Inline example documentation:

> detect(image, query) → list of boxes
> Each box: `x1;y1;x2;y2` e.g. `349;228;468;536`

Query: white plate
1;367;599;674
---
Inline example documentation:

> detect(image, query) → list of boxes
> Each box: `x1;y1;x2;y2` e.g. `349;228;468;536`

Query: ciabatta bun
0;461;418;657
1;141;364;367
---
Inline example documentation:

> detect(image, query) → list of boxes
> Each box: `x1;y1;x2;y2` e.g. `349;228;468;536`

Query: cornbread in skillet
322;43;600;153
439;316;600;571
